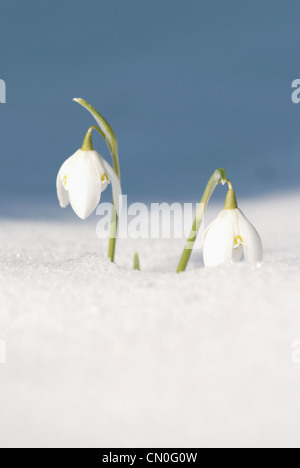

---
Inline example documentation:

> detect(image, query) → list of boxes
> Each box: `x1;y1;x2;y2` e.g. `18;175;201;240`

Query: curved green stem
74;98;120;178
74;98;120;263
223;179;238;209
226;179;233;191
81;126;105;151
176;168;227;273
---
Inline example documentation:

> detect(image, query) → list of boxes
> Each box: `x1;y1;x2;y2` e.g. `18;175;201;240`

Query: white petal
231;209;243;262
232;244;243;263
88;150;105;173
56;168;70;208
56;153;79;208
237;209;263;262
67;151;101;220
88;150;109;191
203;210;235;267
99;156;122;215
100;177;109;192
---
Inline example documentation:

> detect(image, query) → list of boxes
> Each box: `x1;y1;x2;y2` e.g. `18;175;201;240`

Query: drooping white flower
56;149;122;220
203;190;263;267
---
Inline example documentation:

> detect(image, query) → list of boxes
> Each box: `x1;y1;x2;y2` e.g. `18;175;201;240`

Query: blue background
0;0;299;209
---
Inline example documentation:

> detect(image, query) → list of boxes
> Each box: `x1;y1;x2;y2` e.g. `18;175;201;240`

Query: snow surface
0;192;300;448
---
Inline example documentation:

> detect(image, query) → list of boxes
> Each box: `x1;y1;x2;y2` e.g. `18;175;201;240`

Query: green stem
108;206;118;262
74;98;120;263
224;179;238;209
176;168;227;273
74;98;120;178
133;252;141;271
108;216;118;263
81;126;103;151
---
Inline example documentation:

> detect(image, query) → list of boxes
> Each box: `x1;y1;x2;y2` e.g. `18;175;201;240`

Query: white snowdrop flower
56;147;122;220
203;187;263;267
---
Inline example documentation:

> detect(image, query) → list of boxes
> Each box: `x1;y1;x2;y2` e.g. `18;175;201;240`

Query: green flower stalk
133;252;141;271
176;168;227;273
223;180;238;210
73;98;121;263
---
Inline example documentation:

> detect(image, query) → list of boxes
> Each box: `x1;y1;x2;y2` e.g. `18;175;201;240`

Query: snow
0;192;300;448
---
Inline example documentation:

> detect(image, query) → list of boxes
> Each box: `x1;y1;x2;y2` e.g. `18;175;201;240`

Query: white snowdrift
0;192;299;448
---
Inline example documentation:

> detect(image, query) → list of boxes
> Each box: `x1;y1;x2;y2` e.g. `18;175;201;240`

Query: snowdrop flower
56;129;122;220
203;185;263;267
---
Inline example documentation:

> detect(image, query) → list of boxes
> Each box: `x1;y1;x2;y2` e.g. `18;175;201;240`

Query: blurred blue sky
0;0;299;206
